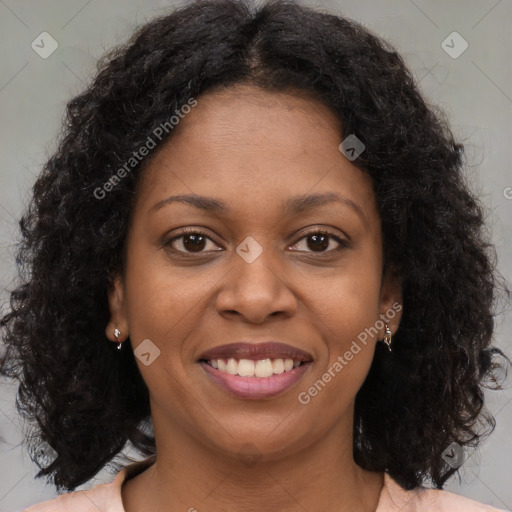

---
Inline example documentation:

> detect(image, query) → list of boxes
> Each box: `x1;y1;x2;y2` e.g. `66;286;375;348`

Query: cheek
311;255;382;336
121;245;205;397
303;249;382;388
122;241;198;351
302;272;380;411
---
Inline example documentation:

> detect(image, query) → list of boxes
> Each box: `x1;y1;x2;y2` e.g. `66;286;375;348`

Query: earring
114;328;123;350
382;323;392;352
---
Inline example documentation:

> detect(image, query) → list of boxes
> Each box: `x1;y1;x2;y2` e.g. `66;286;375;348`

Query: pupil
184;234;205;252
308;234;328;252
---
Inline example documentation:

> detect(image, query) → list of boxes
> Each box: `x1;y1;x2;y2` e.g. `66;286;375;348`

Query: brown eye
306;234;330;252
166;230;222;254
290;230;348;254
181;233;207;252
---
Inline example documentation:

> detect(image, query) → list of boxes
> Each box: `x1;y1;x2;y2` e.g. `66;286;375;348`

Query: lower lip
199;361;312;399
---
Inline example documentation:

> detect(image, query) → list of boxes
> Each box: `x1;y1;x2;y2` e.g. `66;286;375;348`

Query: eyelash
164;227;349;256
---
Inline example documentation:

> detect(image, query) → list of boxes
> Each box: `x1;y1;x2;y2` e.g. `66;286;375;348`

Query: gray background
0;0;511;510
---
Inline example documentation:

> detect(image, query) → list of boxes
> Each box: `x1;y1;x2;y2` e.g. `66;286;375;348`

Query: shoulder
22;456;156;512
378;473;509;512
22;475;124;512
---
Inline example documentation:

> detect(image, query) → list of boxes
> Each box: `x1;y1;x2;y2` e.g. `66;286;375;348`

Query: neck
122;412;384;512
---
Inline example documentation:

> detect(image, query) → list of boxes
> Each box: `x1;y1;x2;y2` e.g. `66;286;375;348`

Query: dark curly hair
1;0;510;493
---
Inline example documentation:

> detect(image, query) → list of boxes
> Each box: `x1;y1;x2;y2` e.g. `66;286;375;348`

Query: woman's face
107;84;402;462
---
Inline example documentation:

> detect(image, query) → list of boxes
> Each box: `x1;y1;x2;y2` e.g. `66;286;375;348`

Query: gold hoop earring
114;328;123;350
382;323;392;352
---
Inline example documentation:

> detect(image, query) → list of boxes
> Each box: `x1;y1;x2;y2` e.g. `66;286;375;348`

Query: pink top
23;456;508;512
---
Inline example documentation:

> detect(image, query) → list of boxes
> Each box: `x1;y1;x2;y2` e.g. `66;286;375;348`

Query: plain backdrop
0;0;511;510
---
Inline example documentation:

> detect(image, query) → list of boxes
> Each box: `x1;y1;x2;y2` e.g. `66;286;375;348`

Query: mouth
202;357;305;376
198;342;313;399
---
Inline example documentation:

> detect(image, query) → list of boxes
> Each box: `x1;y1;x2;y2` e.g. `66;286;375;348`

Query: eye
289;230;348;254
164;228;349;256
164;228;222;254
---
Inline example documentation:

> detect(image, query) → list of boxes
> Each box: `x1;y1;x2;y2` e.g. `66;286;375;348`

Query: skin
106;84;402;512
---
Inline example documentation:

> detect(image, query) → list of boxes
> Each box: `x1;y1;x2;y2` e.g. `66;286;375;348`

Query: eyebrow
151;192;367;225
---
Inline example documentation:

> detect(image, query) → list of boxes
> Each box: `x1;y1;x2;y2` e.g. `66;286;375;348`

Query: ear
105;274;129;344
378;267;403;338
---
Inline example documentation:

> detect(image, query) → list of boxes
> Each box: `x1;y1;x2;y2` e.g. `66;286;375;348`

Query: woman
1;0;510;510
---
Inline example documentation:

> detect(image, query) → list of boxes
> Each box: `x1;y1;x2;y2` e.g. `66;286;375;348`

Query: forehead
173;84;343;150
135;85;377;226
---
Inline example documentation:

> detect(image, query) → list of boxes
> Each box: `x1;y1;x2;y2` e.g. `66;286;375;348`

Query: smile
207;357;302;377
199;358;312;399
198;341;313;399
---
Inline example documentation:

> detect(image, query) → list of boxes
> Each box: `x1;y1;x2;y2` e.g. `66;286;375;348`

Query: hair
1;0;510;493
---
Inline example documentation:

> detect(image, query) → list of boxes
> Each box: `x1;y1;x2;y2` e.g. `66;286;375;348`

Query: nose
215;243;298;324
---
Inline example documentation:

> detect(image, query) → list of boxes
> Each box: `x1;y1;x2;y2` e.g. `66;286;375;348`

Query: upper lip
198;342;313;362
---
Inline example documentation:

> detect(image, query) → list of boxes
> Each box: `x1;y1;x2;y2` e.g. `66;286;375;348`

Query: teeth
226;358;238;375
208;358;303;377
272;359;284;374
238;359;255;377
255;359;274;377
